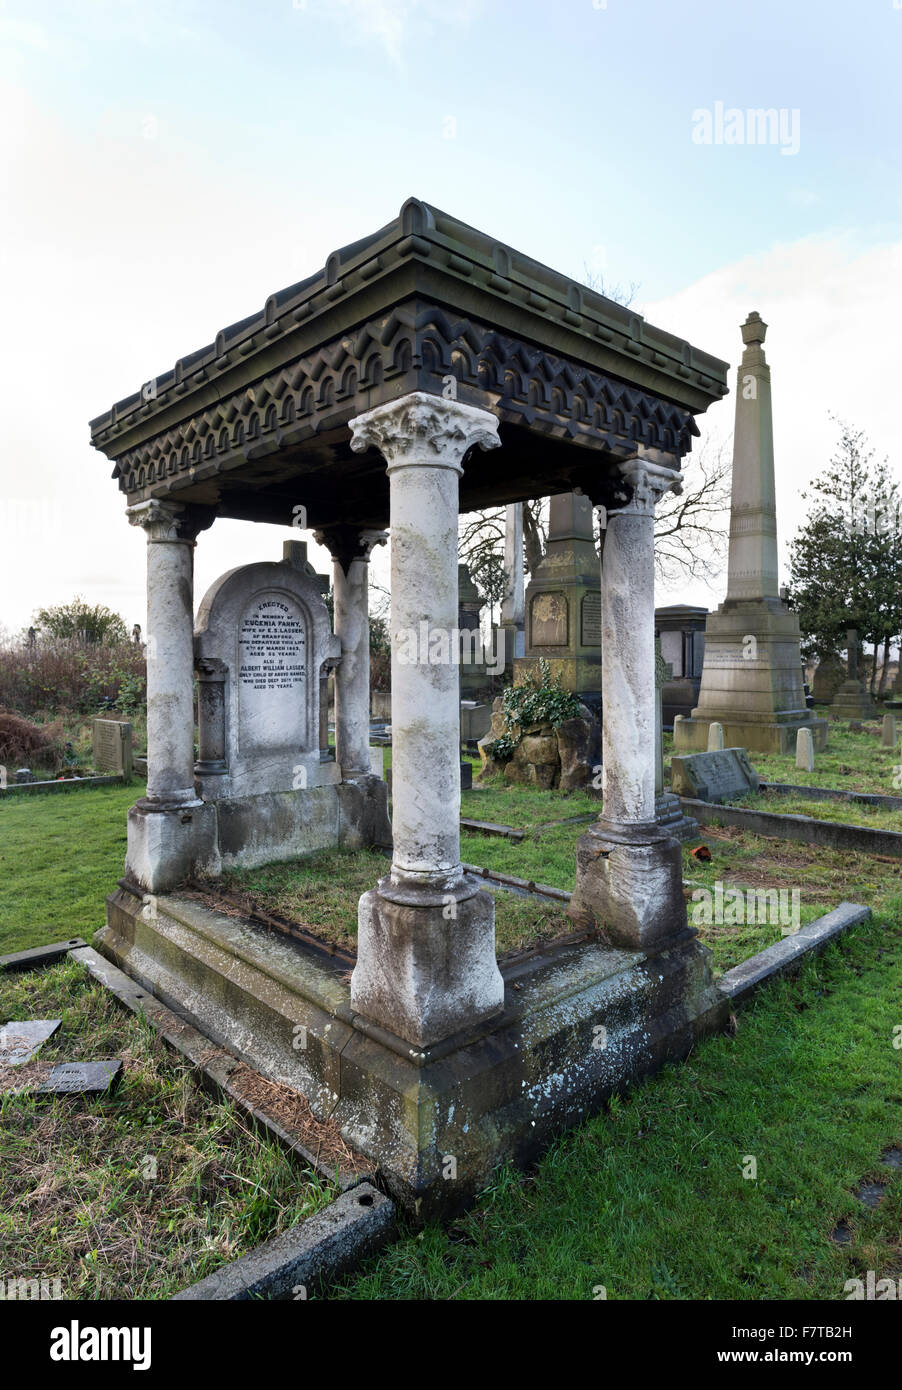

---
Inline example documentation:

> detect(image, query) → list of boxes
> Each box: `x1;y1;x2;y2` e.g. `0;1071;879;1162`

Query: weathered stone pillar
501;502;525;657
329;531;387;778
569;451;688;948
348;391;504;1046
125;500;218;890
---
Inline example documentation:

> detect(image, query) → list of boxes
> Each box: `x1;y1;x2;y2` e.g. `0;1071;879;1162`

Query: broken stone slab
718;902;871;1002
0;939;87;973
36;1060;122;1095
670;747;760;804
172;1182;396;1300
0;1018;61;1065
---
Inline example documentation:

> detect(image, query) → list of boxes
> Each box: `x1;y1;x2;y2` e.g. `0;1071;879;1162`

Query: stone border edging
680;796;902;859
761;781;902;813
69;945;370;1190
718;903;872;1002
0;938;88;971
171;1181;396;1300
0;937;399;1302
0;775;126;797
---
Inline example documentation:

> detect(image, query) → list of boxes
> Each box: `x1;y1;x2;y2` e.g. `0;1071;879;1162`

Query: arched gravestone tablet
195;541;340;799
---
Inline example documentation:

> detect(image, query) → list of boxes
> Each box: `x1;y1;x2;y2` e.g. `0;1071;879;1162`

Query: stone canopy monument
674;313;827;755
89;198;730;1217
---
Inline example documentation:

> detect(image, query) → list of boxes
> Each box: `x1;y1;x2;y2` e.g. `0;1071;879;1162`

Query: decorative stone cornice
89;199;728;460
349;392;500;474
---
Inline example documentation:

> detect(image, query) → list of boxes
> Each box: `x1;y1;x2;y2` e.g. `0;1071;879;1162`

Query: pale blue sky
1;0;900;628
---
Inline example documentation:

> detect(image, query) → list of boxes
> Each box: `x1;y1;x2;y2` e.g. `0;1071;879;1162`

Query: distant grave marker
92;718;133;780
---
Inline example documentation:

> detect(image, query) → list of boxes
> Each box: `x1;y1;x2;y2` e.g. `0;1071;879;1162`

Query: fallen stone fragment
0;1018;61;1066
36;1059;122;1095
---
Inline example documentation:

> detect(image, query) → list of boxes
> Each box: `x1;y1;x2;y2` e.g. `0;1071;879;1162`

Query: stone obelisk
673;312;827;755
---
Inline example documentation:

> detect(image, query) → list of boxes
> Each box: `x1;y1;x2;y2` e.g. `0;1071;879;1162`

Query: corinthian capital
127;499;214;542
614;450;682;517
349;391;500;474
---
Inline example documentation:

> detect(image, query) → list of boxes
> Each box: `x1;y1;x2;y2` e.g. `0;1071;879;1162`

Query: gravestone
707;722;724;752
514;492;602;704
883;714;897;749
92;718;133;779
656;604;708;724
195;541;340;799
796;727;815;771
671;748;760;804
369;746;385;779
0;1018;60;1065
37;1060;122;1095
655;639;698;841
829;629;879;720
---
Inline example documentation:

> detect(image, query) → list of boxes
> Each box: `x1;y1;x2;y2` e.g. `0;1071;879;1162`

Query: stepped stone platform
98;881;728;1219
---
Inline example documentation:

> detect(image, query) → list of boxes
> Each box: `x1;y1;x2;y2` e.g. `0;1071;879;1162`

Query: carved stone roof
89;198;729;531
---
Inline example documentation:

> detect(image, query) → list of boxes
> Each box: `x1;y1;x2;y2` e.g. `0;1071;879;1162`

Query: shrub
0;637;146;717
0;711;64;765
486;659;582;763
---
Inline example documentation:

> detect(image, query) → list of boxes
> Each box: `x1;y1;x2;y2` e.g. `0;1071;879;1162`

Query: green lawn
2;774;901;1300
0;957;335;1299
0;783;134;954
666;720;900;799
333;915;902;1300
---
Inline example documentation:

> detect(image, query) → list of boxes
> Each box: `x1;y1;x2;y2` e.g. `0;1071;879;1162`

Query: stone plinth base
683;599;828;755
673;714;827;756
124;780;391;892
96;884;728;1220
568;822;688;950
353;877;503;1047
829;682;880;721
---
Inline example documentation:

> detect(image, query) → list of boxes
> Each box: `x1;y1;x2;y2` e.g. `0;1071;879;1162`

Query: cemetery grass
333;911;902;1301
740;789;902;834
0;782;135;955
664;721;899;800
0;957;336;1299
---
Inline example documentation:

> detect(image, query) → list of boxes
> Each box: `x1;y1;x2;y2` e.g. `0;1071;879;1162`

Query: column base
568;820;688;950
352;875;504;1047
125;799;220;893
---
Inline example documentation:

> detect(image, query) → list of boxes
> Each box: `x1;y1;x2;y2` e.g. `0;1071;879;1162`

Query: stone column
125;500;218;891
328;531;387;778
569;451;688;948
348;391;504;1047
128;500;204;806
501;502;525;657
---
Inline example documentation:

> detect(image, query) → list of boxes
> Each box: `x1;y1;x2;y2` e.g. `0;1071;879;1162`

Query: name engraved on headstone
581;591;602;647
237;596;308;752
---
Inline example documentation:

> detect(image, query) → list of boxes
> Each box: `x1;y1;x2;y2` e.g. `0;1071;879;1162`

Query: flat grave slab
670;747;760;803
0;1018;61;1065
36;1060;122;1095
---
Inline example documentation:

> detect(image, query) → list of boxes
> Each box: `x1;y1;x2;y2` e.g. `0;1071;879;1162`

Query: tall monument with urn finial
673;312;827;755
